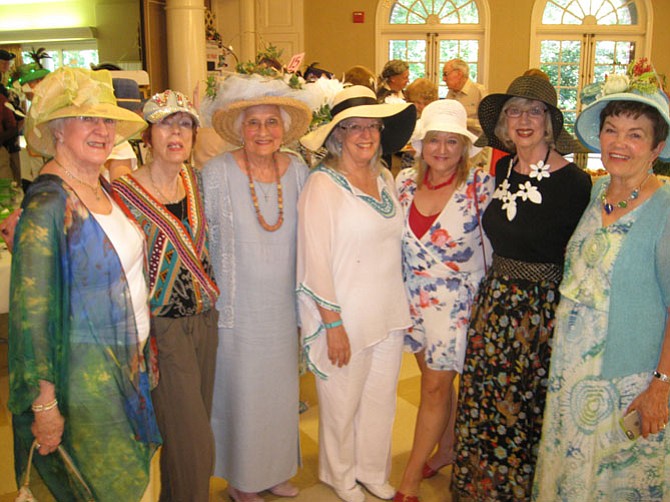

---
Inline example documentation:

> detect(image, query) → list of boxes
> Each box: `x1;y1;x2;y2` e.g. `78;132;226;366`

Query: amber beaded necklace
243;150;284;232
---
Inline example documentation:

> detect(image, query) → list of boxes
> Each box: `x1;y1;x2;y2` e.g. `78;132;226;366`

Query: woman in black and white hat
452;75;591;502
298;85;416;502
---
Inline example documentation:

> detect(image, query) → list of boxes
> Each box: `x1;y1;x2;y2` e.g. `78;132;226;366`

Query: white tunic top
297;165;412;379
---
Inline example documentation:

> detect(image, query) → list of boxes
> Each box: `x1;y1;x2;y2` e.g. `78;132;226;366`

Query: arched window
377;0;489;97
530;0;650;132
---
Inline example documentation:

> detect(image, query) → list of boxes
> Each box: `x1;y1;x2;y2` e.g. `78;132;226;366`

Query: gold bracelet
653;370;670;384
31;399;58;413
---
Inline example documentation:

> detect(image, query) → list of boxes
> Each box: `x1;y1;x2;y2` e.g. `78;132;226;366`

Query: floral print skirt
453;259;560;502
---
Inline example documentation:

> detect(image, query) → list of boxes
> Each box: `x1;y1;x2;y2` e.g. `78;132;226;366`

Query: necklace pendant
603;202;614;215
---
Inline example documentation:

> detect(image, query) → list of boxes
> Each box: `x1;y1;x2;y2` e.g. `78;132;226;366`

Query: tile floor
0;313;453;501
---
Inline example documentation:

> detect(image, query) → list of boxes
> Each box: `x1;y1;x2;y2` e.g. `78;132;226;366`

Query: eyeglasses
74;116;116;127
442;69;458;78
338;122;384;134
504;106;547;118
156;116;195;130
243;117;282;132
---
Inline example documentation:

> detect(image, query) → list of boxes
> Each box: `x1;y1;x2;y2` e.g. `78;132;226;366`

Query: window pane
542;0;637;26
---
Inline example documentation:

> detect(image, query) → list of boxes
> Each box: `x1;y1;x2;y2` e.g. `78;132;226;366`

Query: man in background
443;58;490;167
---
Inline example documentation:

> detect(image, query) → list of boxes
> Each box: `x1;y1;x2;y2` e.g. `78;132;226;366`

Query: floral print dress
533;182;670;502
396;167;493;371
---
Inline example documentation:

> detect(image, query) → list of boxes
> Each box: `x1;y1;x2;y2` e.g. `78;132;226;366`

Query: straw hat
26;67;147;157
575;87;670;161
300;85;416;155
143;89;200;126
411;99;481;157
202;73;312;146
475;75;578;154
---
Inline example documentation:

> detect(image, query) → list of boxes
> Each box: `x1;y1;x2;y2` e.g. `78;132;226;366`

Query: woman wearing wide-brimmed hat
452;75;592;501
113;90;219;502
533;61;670;501
297;85;416;502
8;67;160;501
393;100;495;502
200;73;313;502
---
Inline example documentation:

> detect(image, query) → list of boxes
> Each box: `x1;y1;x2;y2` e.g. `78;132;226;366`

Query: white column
165;0;206;97
239;0;256;63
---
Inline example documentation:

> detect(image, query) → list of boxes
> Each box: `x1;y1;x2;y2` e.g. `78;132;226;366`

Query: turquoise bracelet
323;319;343;329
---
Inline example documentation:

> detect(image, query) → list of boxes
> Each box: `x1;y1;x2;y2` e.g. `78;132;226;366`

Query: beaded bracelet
653;370;670;383
323;319;343;329
31;399;58;413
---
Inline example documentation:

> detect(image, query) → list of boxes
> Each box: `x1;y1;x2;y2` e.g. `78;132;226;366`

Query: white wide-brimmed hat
300;85;416;154
411;99;481;157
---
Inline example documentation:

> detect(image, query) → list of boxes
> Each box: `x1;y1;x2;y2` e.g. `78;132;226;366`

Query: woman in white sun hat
297;85;416;502
393;99;494;502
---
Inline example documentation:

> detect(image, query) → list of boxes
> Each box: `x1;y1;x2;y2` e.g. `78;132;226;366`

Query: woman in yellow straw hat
8;67;159;501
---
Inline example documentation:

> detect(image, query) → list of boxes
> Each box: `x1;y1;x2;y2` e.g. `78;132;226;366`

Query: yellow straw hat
26;67;147;157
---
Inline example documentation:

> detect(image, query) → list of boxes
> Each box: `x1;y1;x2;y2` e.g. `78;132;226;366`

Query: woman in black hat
298;85;416;502
451;75;591;502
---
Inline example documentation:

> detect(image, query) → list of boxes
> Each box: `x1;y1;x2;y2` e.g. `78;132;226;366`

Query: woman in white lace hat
201;73;313;502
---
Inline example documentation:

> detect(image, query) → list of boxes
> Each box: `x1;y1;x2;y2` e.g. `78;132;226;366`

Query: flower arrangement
580;57;667;106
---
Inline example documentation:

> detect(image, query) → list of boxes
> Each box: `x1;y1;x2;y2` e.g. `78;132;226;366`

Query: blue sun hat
575;59;670;161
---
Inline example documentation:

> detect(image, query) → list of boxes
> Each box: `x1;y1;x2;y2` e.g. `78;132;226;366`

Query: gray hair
448;59;470;77
494;97;555;152
381;60;409;81
47;118;68;148
234;105;292;138
323;118;383;175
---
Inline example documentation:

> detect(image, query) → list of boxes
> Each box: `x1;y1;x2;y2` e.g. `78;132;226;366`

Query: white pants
315;332;404;490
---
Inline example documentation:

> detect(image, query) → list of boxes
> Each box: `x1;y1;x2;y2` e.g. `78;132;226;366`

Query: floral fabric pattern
453;270;559;502
533;187;670;502
396;167;493;371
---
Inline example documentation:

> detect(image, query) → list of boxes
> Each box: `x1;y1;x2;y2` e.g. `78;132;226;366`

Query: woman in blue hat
533;60;670;501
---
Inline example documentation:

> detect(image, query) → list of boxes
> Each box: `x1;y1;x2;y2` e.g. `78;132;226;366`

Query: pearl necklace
601;173;652;215
54;158;102;200
243;150;284;232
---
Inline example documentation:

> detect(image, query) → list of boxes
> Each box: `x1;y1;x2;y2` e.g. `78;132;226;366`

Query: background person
533;64;670;501
298;85;416;502
343;65;376;92
393;99;494;502
8;67;158;501
377;59;409;104
452;75;592;501
201;73;313;502
113;90;220;502
404;78;438;118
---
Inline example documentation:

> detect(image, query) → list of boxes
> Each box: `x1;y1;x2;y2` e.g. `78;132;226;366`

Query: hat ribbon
331;96;377;117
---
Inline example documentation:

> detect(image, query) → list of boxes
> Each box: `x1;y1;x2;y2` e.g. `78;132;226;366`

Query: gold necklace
148;163;184;204
54;158;102;200
243;150;283;232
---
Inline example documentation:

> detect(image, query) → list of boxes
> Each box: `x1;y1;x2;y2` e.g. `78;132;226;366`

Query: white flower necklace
492;149;551;221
